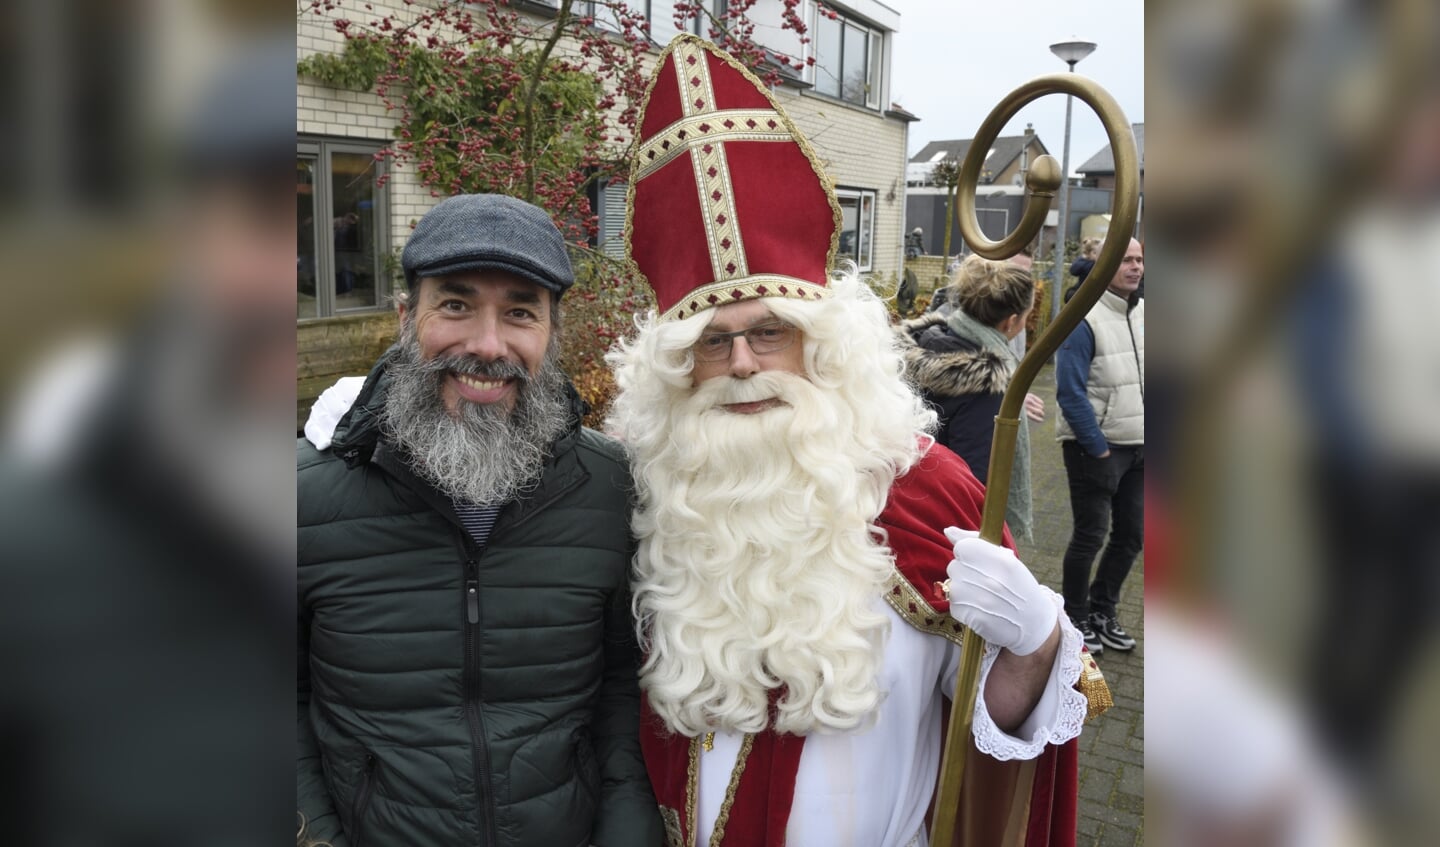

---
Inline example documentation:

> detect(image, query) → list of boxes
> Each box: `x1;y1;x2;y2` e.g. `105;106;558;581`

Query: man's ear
394;280;417;325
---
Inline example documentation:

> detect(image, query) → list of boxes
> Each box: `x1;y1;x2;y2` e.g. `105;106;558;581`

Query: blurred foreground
1147;0;1440;844
0;1;294;844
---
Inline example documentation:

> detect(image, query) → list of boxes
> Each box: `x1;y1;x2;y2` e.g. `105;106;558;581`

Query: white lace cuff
971;589;1086;760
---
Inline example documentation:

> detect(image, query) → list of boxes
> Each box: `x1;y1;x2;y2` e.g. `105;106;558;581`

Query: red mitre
625;35;843;322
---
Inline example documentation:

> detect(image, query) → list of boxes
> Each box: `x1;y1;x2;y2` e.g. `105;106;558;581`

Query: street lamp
1049;37;1096;325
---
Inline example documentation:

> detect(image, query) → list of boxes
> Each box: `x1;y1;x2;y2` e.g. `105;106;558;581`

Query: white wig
606;270;937;735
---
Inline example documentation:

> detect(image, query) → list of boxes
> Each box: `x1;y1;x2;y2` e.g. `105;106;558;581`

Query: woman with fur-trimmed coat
899;256;1040;541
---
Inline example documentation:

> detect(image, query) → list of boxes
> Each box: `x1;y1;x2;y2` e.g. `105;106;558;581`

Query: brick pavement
1015;363;1145;847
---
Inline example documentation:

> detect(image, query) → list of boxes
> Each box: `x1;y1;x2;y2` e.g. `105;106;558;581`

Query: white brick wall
779;89;909;282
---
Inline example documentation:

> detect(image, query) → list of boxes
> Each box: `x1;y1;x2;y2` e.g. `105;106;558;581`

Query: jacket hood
895;314;1011;397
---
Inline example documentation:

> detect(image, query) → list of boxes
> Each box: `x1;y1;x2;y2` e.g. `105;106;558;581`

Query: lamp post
1048;38;1096;325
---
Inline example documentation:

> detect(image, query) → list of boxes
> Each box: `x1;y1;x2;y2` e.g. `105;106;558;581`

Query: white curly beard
630;372;896;735
607;282;944;743
607;275;938;737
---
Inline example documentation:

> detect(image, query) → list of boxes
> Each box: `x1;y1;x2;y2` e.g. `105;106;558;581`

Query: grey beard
381;328;571;507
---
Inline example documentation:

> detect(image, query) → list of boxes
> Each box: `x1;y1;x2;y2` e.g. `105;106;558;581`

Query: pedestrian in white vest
1055;237;1145;655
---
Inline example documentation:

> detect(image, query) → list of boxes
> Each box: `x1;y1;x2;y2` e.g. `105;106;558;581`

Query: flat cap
401;194;574;295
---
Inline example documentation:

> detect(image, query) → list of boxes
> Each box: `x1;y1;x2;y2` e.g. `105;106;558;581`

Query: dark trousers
1060;441;1144;623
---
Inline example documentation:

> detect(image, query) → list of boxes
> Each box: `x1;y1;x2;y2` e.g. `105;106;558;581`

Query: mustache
411;354;532;384
693;371;806;408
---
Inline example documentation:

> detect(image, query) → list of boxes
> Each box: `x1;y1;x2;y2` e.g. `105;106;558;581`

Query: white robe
694;592;1085;847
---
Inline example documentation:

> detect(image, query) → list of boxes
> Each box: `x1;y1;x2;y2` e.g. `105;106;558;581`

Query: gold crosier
928;74;1139;847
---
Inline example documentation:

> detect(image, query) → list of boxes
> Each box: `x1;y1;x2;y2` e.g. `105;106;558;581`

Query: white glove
943;527;1058;656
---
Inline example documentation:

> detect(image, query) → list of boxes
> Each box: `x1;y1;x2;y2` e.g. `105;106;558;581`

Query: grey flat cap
402;194;574;295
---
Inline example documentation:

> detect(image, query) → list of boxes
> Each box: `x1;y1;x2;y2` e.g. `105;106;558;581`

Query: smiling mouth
720;398;785;415
454;373;509;392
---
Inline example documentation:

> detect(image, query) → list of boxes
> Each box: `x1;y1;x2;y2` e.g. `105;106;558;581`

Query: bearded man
297;194;662;847
605;36;1100;847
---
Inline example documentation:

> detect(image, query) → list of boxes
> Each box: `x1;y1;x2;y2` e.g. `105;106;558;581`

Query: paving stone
1100;716;1134;747
1114;791;1145;815
1095;807;1142;832
1080;772;1115;804
1118;764;1144;797
1099;822;1138;847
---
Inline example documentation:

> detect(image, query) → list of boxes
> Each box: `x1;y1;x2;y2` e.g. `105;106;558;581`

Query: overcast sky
889;0;1144;174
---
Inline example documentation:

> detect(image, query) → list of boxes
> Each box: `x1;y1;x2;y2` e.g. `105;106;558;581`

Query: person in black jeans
1058;444;1144;655
1054;238;1145;654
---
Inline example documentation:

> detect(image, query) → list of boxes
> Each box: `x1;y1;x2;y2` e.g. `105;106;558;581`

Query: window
568;0;619;32
592;177;628;259
297;139;389;320
835;188;876;271
812;10;883;108
536;1;721;43
648;0;703;48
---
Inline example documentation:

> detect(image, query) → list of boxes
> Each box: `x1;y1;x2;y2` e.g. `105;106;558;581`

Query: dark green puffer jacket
298;359;662;847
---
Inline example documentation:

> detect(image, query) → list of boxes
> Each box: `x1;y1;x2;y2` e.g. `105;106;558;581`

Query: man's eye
698;335;729;350
753;327;786;341
440;300;467;311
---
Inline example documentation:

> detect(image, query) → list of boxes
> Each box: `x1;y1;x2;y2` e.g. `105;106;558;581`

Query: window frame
297;137;390;322
591;176;629;259
810;7;884;110
647;0;705;47
560;1;715;44
834;186;877;272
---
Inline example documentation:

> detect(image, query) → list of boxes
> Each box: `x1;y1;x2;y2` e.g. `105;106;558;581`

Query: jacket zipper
453;468;584;845
351;752;378;847
463;553;498;846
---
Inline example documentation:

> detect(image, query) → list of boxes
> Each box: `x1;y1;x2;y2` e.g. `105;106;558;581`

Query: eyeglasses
692;321;799;362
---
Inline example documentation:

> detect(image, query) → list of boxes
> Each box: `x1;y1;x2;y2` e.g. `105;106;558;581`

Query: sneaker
1090;613;1136;651
1076;617;1104;655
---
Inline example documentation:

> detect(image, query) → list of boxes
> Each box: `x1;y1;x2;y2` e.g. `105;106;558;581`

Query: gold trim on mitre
634;109;795;182
660;275;831;322
624;34;845;321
